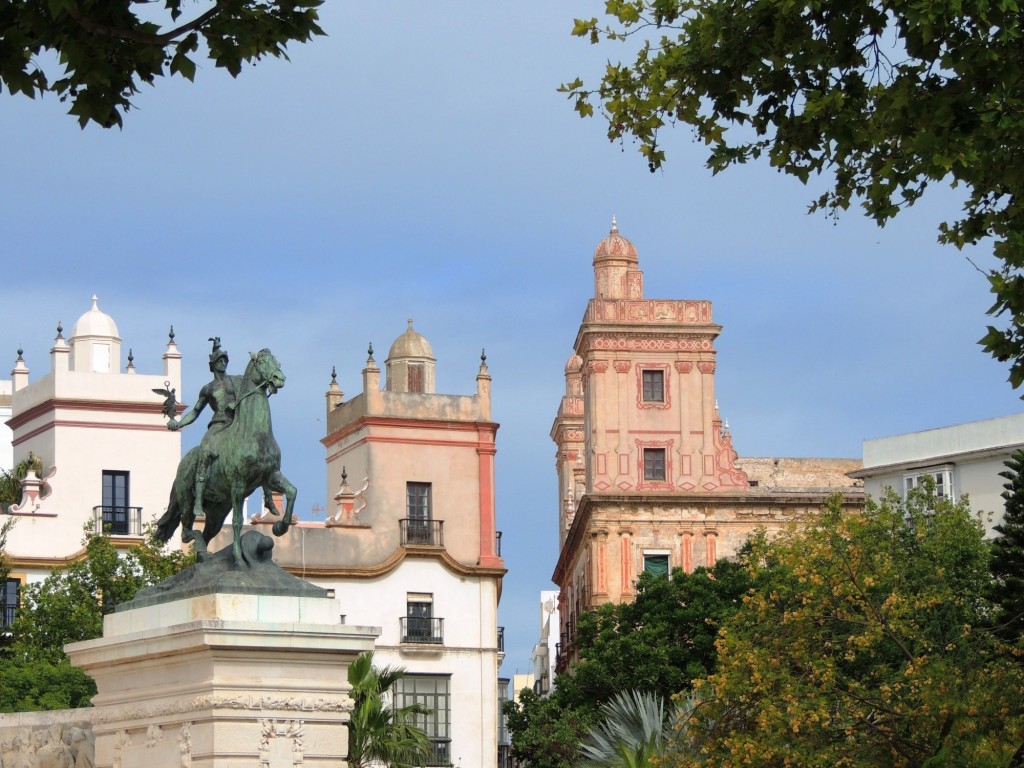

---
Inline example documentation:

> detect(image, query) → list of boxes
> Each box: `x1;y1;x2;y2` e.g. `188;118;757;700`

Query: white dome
70;295;120;340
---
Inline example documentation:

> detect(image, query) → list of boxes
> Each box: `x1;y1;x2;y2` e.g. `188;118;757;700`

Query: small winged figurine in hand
152;381;178;420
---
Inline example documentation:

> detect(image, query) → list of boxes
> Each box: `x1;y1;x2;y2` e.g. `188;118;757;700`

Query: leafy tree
503;687;596;768
666;490;1024;768
0;525;194;710
563;0;1024;386
0;657;97;712
0;0;324;128
346;650;433;768
505;559;752;768
561;561;752;711
991;449;1024;642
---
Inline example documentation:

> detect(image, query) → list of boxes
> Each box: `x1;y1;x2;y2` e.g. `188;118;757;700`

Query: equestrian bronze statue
155;340;297;565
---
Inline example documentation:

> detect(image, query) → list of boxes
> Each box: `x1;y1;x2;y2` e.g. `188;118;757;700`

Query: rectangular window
405;593;434;643
641;370;664;402
904;468;955;500
101;470;131;534
407;482;431;521
643;553;670;577
404;593;442;643
406;482;432;544
1;578;19;629
393;675;451;766
643;449;666;481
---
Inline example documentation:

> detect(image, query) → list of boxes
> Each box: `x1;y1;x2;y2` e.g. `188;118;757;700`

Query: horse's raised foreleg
261;485;280;516
268;471;297;537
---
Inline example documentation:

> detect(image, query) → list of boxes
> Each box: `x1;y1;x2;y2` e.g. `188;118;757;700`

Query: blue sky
2;1;1021;675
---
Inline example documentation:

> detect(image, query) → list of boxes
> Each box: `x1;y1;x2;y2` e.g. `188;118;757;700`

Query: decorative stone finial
611;215;618;234
407;318;414;331
91;295;99;310
16;347;23;361
168;325;175;342
56;321;63;340
481;348;487;363
367;343;375;362
127;348;135;369
330;365;337;384
341;466;348;484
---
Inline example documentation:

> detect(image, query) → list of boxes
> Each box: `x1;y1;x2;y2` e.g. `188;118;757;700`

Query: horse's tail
155;484;182;542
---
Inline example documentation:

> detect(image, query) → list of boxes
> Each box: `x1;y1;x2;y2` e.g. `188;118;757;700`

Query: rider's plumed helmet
208;337;229;371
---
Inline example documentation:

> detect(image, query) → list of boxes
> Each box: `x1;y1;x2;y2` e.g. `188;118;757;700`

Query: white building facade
3;297;182;589
851;413;1024;535
530;590;559;697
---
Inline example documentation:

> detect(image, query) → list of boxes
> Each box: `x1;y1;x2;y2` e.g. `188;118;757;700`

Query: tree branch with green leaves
0;0;324;127
563;0;1024;388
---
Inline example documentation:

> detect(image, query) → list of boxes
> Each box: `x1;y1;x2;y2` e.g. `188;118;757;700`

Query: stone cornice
574;328;722;356
848;443;1024;478
321;415;499;449
282;545;506;582
8;397;182;431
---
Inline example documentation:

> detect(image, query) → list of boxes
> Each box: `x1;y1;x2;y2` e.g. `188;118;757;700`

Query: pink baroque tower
552;219;747;531
550;222;863;673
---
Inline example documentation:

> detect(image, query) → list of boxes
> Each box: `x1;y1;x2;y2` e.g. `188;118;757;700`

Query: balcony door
102;470;130;534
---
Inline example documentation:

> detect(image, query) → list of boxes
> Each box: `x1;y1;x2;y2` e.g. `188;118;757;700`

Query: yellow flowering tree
668;489;1024;768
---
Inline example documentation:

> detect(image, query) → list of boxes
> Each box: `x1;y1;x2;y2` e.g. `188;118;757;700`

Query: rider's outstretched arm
169;391;208;431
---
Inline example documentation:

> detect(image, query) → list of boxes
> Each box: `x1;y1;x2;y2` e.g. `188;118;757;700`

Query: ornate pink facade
551;223;863;672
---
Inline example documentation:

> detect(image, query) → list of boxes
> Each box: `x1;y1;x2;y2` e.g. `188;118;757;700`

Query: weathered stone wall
736;457;863;489
0;709;95;767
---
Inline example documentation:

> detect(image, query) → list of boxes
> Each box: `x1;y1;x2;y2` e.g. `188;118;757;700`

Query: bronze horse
155;348;296;564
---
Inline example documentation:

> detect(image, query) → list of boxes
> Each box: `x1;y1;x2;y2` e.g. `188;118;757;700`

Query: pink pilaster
477;432;501;567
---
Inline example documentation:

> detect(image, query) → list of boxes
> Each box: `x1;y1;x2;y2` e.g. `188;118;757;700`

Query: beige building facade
551;223;862;670
254;321;505;768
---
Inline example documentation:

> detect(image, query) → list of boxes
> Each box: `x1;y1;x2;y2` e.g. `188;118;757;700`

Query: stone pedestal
66;593;378;768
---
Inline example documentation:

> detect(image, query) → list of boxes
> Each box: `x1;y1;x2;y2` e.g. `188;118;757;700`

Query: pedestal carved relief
112;723;191;768
259;719;304;768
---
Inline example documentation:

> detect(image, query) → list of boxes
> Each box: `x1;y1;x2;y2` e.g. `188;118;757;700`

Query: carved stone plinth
66;593;378;768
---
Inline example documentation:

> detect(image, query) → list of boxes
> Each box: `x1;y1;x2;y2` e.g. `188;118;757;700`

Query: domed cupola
69;295;122;373
386;318;436;393
593;217;644;300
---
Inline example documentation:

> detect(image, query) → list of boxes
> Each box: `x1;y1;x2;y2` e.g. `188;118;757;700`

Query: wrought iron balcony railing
92;505;143;536
400;518;444;547
400;616;444;644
